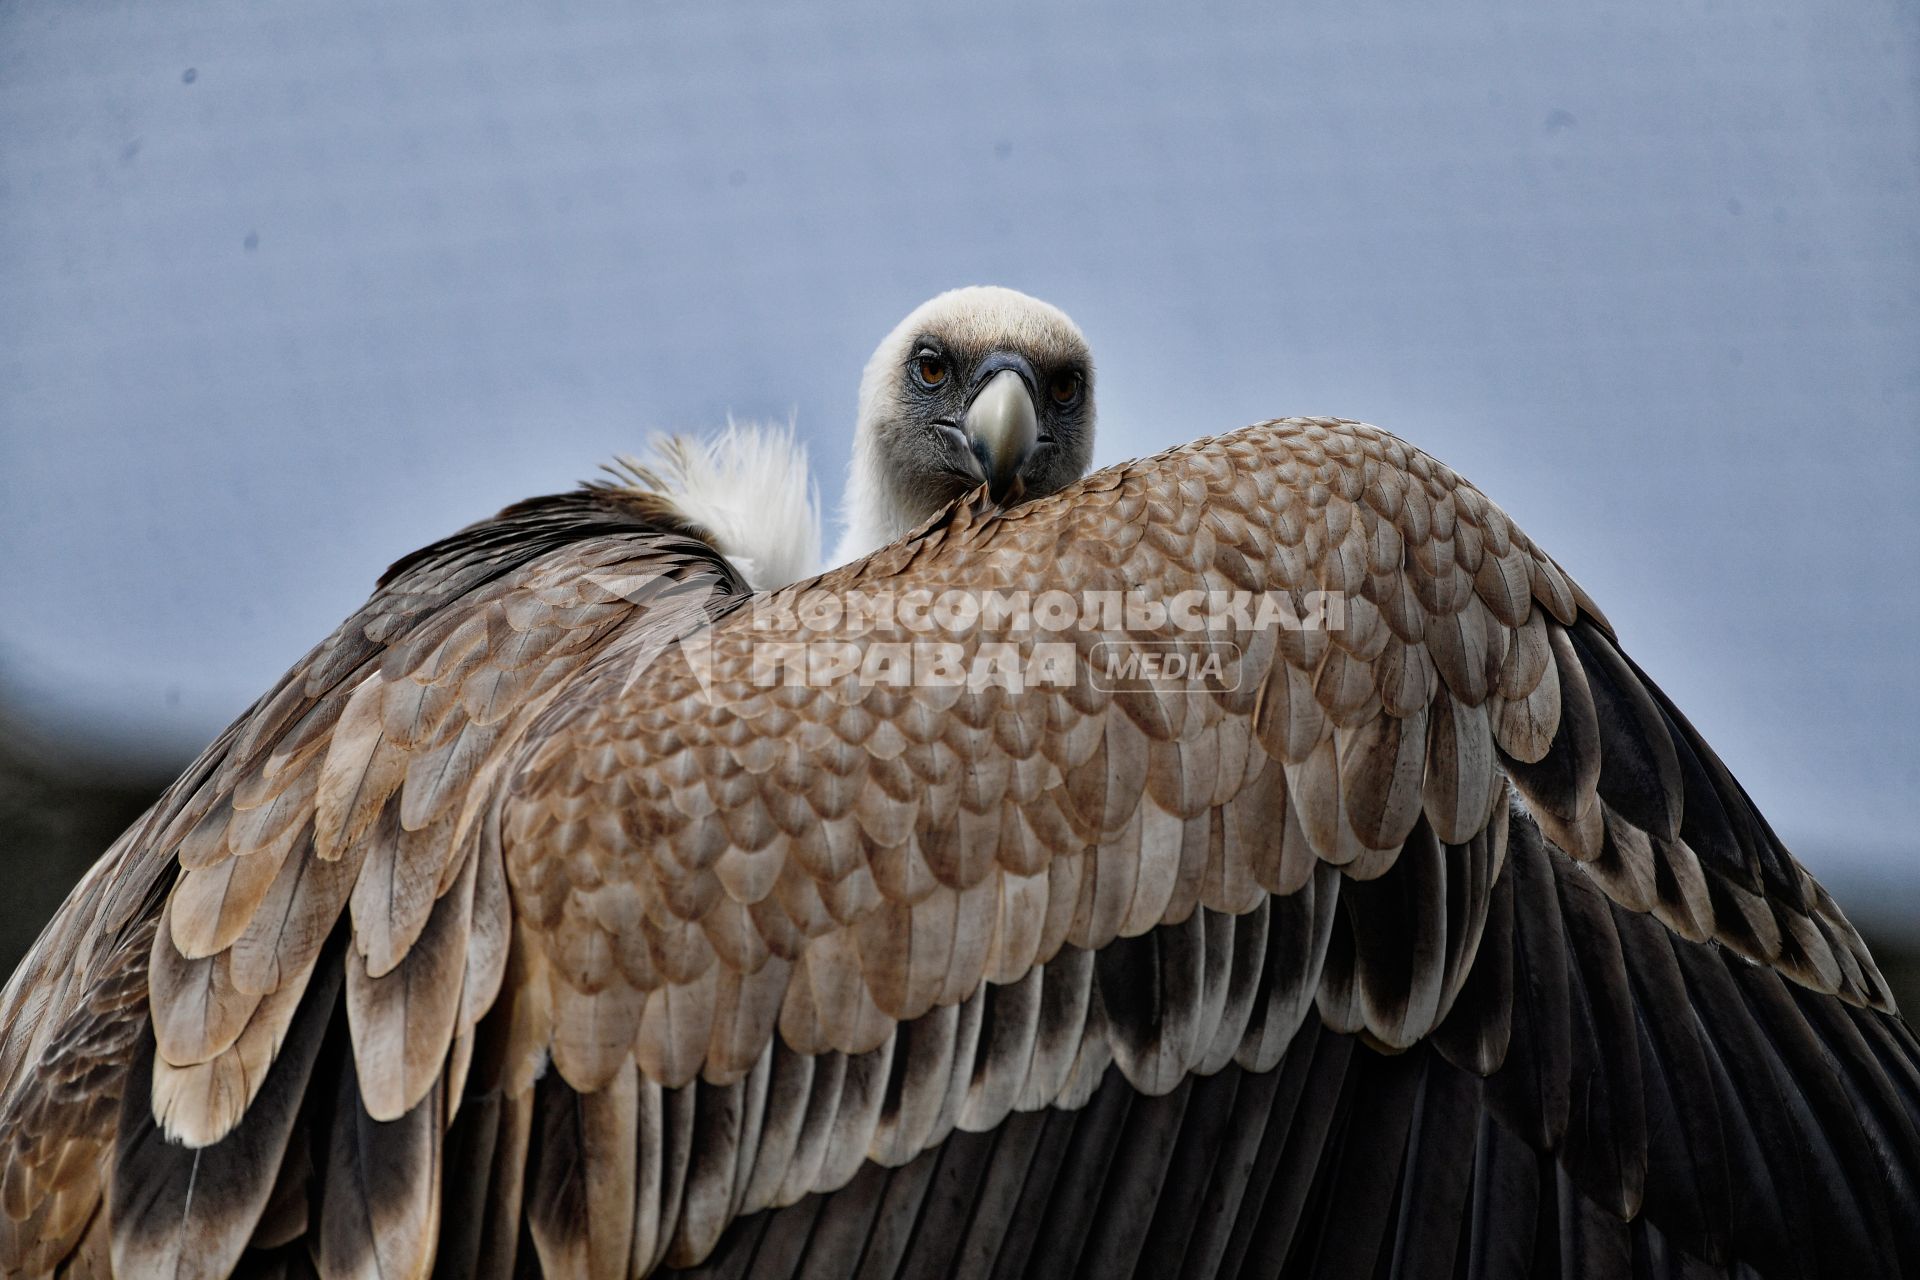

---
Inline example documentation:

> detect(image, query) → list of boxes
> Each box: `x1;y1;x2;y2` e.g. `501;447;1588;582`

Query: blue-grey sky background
2;3;1916;921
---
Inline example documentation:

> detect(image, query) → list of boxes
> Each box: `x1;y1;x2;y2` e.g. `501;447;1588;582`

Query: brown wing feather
501;421;1881;1123
0;492;747;1275
0;419;1903;1277
486;419;1894;1266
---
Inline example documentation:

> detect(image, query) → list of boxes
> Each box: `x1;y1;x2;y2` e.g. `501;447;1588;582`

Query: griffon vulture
0;287;1914;1280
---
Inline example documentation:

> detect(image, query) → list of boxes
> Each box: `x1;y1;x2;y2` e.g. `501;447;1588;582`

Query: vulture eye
913;354;948;388
1049;370;1083;406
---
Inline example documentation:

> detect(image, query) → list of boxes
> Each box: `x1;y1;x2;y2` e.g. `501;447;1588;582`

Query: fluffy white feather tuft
608;422;822;591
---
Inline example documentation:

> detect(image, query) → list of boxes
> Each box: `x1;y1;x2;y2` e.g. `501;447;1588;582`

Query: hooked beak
963;367;1039;502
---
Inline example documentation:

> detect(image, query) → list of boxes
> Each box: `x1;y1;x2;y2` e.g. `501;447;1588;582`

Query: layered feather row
0;421;1899;1278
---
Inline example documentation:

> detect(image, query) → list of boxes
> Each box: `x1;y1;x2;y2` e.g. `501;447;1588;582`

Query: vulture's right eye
912;354;948;388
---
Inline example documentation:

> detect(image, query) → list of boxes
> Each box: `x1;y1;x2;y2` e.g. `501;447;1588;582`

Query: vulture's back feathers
0;419;1912;1278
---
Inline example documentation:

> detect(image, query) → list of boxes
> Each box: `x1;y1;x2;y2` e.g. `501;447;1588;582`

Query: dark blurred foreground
3;712;1917;1016
0;714;177;981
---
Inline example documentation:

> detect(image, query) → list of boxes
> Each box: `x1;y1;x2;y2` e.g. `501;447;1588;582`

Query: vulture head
835;286;1095;562
618;286;1093;588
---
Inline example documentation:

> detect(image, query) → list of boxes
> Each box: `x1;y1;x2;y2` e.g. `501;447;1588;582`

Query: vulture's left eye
1049;371;1083;406
913;355;948;388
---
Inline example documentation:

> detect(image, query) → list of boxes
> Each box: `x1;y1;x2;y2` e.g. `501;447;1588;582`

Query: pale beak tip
964;368;1039;502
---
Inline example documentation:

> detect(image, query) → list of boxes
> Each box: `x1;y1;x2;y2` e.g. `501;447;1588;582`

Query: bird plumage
0;352;1913;1275
603;425;822;593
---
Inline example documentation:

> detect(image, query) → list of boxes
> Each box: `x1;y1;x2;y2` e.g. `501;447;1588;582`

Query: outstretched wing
492;419;1912;1278
0;490;749;1277
650;818;1920;1280
0;418;1912;1279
